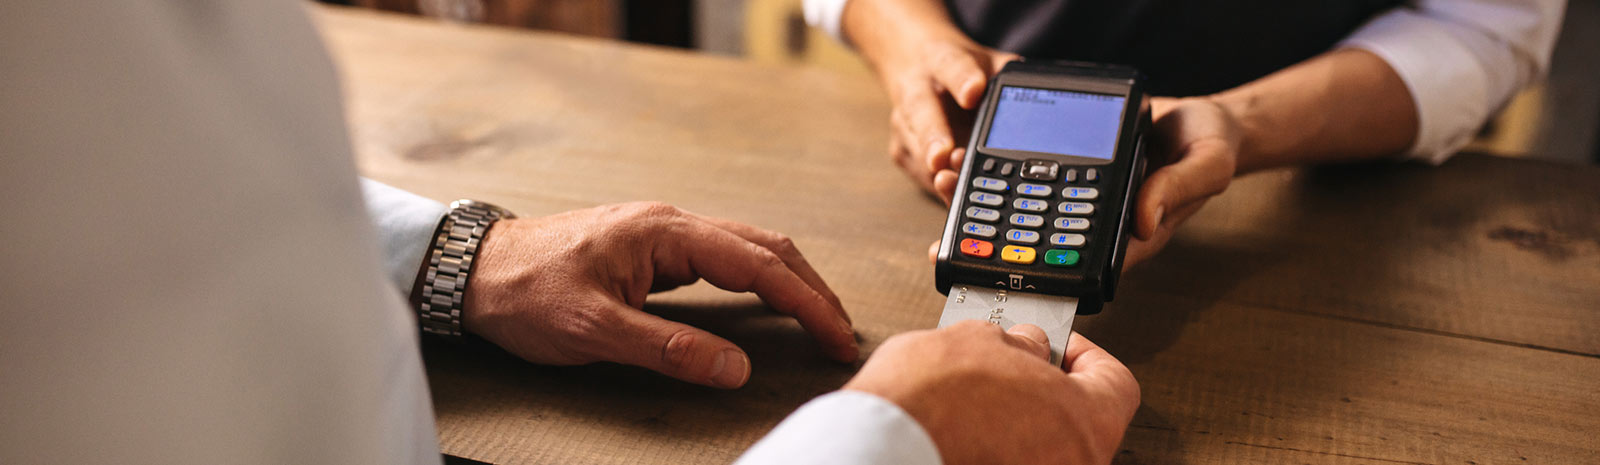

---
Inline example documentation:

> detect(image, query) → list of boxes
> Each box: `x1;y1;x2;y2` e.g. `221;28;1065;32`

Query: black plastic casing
934;60;1151;314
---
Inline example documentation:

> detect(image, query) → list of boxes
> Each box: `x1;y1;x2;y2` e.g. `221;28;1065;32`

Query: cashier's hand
1124;97;1242;267
923;97;1242;267
845;322;1139;465
458;202;858;389
843;0;1019;203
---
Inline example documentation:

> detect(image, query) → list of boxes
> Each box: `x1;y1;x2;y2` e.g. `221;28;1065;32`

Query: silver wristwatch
418;199;515;338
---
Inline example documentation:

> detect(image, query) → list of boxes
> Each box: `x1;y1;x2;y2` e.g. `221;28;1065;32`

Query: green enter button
1044;249;1080;267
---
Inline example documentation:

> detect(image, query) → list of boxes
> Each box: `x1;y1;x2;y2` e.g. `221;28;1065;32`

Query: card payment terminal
934;61;1150;364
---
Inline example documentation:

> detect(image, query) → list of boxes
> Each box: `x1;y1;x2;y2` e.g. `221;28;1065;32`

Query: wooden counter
317;6;1600;464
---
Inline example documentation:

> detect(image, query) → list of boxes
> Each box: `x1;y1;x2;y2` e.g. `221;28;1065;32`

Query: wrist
1202;92;1265;175
842;379;958;458
414;199;516;339
457;218;510;337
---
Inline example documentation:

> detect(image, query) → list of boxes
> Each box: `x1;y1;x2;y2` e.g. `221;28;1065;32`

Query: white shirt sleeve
360;178;448;295
1338;0;1565;164
735;391;943;465
1;1;441;463
803;0;851;42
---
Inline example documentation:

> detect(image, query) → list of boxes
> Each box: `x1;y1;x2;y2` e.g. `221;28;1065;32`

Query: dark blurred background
320;0;1600;164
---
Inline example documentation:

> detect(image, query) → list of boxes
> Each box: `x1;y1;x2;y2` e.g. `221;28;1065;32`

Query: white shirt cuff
1338;10;1498;165
735;390;943;465
803;0;851;43
359;178;447;296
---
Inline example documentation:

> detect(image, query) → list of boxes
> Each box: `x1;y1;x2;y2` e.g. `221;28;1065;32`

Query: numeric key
962;222;997;238
1050;233;1086;247
969;191;1004;207
972;177;1008;192
1063;187;1099;200
1017;183;1052;197
1013;198;1048;212
1010;213;1045;228
1054;217;1090;231
965;206;1000;222
1058;202;1094;215
1005;229;1040;244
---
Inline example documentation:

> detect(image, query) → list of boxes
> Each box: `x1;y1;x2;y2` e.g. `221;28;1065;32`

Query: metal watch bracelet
418;199;515;338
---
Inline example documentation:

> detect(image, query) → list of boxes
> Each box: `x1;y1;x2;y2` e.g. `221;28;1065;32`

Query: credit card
938;284;1077;365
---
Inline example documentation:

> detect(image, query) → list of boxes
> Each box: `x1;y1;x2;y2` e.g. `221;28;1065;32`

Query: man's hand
844;0;1018;203
845;322;1139;465
457;202;858;389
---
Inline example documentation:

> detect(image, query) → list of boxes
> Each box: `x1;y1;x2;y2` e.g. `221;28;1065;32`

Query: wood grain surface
314;6;1600;464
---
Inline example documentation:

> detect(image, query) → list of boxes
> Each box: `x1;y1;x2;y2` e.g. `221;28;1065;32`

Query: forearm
841;0;966;69
1210;48;1418;174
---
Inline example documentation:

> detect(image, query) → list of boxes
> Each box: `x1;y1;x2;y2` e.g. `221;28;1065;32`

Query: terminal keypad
957;156;1102;268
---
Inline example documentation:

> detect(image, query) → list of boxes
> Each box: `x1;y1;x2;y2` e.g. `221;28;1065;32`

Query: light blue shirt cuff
735;390;943;465
359;178;447;296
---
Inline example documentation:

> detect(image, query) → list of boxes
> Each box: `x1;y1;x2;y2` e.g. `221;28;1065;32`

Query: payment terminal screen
984;86;1125;160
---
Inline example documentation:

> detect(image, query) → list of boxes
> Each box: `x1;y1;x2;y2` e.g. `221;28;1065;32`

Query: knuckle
1204;170;1233;197
950;319;985;330
1147;170;1184;203
634;201;680;218
1115;364;1142;402
771;234;798;254
949;319;994;334
869;335;911;360
889;116;910;138
752;246;786;270
889;137;910;162
660;329;699;372
928;45;964;68
617;202;687;237
596;202;631;219
1214;148;1239;177
878;329;930;353
894;84;929;106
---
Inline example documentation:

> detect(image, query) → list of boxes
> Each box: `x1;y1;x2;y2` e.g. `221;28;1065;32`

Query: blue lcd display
984;86;1125;160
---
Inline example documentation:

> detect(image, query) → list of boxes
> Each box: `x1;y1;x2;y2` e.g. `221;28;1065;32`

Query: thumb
1004;324;1051;361
601;302;751;389
1061;332;1141;416
1135;139;1232;240
933;169;959;205
987;51;1020;75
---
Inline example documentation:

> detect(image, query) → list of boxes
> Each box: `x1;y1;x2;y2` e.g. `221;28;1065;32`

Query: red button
959;238;994;258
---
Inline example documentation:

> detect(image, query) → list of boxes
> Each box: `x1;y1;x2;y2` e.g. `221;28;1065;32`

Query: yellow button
1000;245;1036;264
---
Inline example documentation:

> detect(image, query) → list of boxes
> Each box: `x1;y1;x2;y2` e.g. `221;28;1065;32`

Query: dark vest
947;0;1404;96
